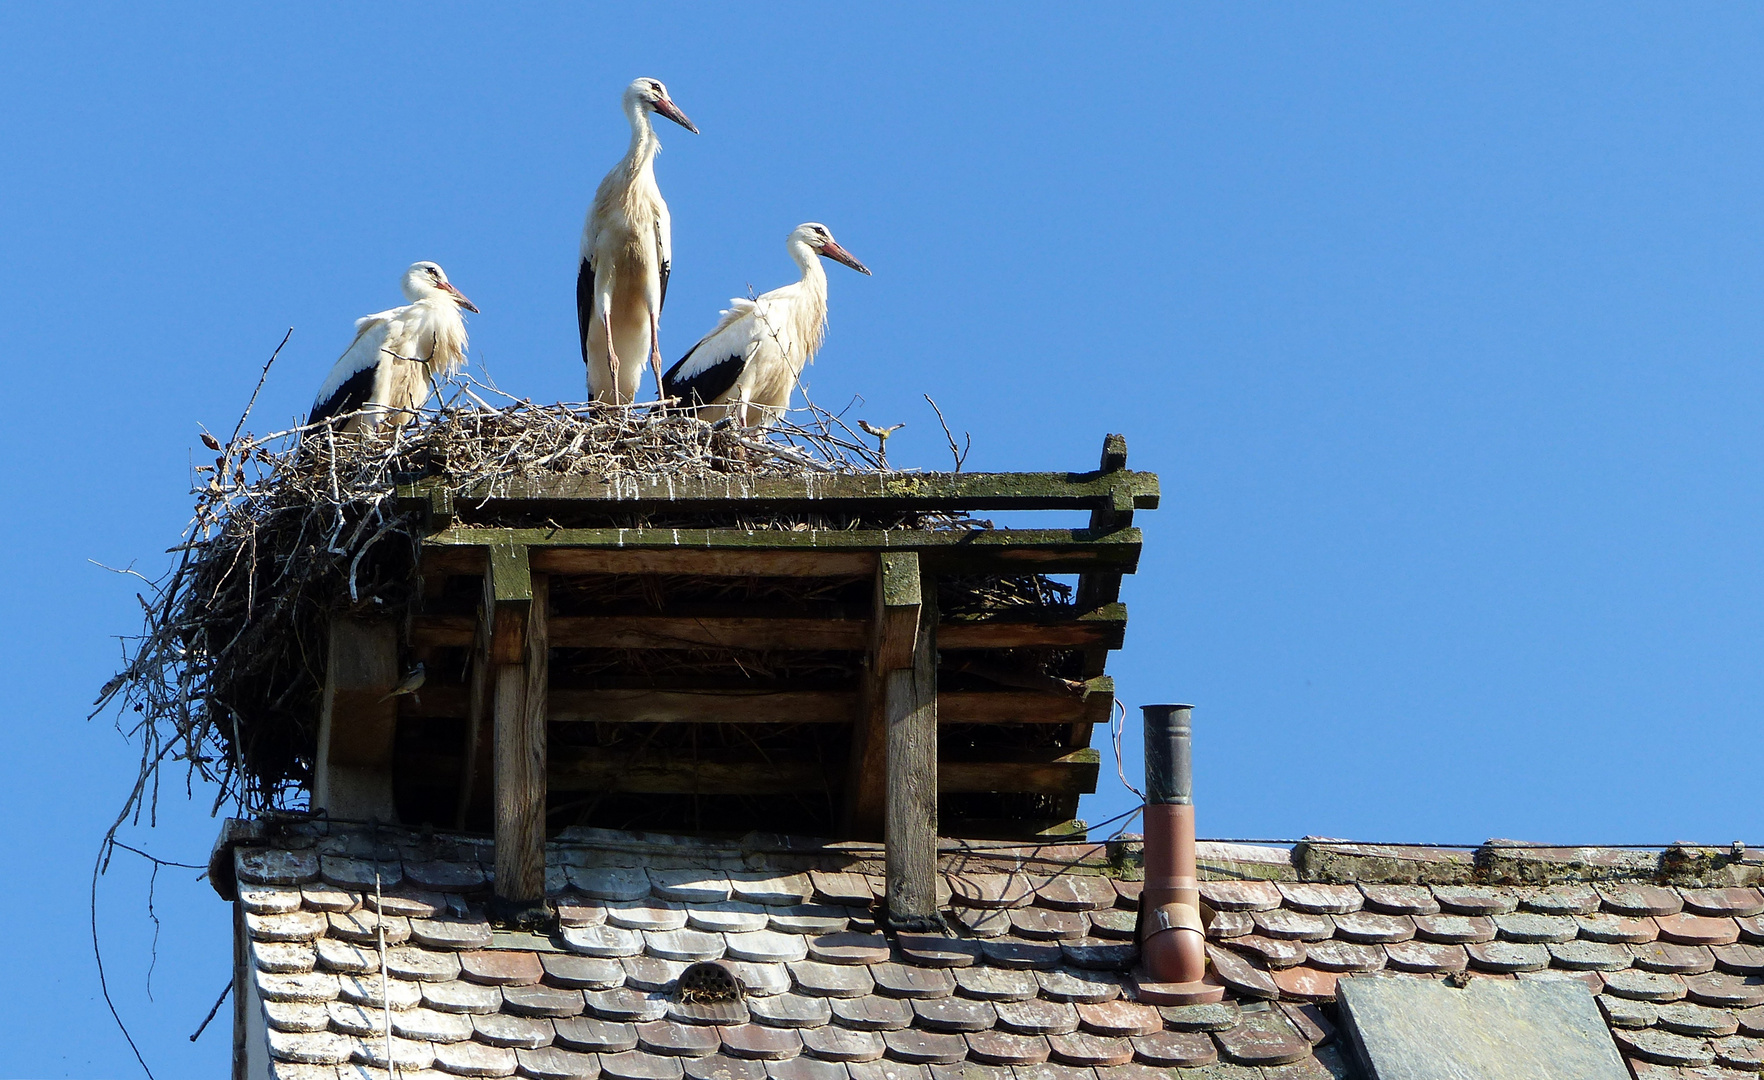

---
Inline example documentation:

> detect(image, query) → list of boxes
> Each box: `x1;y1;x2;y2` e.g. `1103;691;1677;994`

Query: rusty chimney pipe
1138;704;1223;1003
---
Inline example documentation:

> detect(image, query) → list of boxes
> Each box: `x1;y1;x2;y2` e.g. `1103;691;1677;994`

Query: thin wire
1111;697;1143;801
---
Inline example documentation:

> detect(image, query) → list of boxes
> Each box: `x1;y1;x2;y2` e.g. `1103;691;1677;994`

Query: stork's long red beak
654;97;699;134
441;282;479;313
820;240;871;276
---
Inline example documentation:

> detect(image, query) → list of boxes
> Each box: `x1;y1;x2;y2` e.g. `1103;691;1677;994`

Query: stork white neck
622;96;662;179
788;235;830;298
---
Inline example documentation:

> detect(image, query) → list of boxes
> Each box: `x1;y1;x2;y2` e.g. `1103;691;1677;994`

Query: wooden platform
317;434;1154;918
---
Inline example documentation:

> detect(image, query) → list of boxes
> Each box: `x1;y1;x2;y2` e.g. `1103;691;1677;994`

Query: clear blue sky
3;4;1761;1075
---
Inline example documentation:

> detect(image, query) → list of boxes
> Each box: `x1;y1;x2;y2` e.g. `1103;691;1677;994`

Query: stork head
626;77;698;134
792;223;871;276
402;261;479;313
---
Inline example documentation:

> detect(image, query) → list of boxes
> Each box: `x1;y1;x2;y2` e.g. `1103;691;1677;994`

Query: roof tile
1657;913;1742;946
730;873;813;907
405;860;485;892
242;884;305;914
1223;935;1305;970
1516;884;1601;916
1598;885;1685;918
1382;941;1468;974
1045;1032;1134;1068
1357;885;1438;915
651;870;734;905
947;873;1033;910
1034;970;1123;1005
571;867;651;902
950;967;1036;1004
553;1016;639;1053
732;962;791;997
791;961;874;999
637;1019;722;1057
409;916;494;952
1128;1030;1217;1068
1159;1002;1240;1032
748;993;833;1029
458;950;543;987
1202;945;1279;1000
1411;914;1495;945
502;983;587;1019
1655;1001;1740;1038
254;941;319;974
994;999;1081;1035
1602;968;1687;1002
1682;971;1764;1009
337;973;424;1010
964;1030;1052;1066
1269;966;1339;1002
1614;1028;1717;1069
1597;994;1658;1028
691;903;771;935
727;931;810;965
1212;1010;1311;1066
327;909;410;946
1198;882;1281;913
1329;912;1414;945
541;952;623;991
1074;1001;1160;1038
250;910;329;943
769;907;855;936
1010;909;1088;942
647;929;727;963
720;1024;804;1061
950;909;1010;939
1492;913;1577;944
1034;876;1115;913
314;939;377;974
257;971;342;1003
1740;1003;1764;1037
978;939;1062;971
810;933;891;967
881;1028;969;1065
871;963;956;1000
432;1038;520;1077
1250;911;1334;943
393;1006;476;1043
420;979;503;1014
801;1026;887;1062
1302;941;1386;973
1464;941;1550;974
692;1055;770;1080
350;1034;436;1071
809;872;873;908
852;1062;931;1080
1010;1064;1097;1080
1430;887;1517;916
1202;911;1252;940
1683;889;1764;918
325;1000;385;1036
1275;885;1361;915
623;956;690;992
896;935;983;969
562;924;643;959
831;995;914;1031
1110;881;1142;912
1633;942;1718;975
1714;943;1764;976
239;848;320;886
300;884;360;913
766;1055;850;1080
386;945;462;983
610;899;691;932
586;986;671;1023
1544;940;1632;972
602;1049;688;1080
266;1029;353;1065
912;996;999;1033
517;1045;604;1080
1059;943;1137;971
1715;1034;1764;1071
1573;913;1657;945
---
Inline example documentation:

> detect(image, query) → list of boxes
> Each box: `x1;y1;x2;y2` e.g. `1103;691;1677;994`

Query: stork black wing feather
576;257;595;365
308;365;376;427
656;218;671;313
662;349;745;408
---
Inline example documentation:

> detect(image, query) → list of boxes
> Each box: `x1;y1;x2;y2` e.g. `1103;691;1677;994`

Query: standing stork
308;261;478;433
662;223;870;427
579;77;698;405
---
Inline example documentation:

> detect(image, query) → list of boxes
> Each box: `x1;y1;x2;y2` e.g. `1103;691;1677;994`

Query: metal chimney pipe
1138;704;1221;1002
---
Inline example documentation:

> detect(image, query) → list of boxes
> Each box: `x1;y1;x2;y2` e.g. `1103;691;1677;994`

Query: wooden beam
844;553;921;838
549;689;855;725
532;548;875;578
454;609;491;830
313;619;399;822
886;570;939;929
488;546;544;912
941;749;1101;795
426;526;1142;576
405;683;1113;725
412;603;1125;653
398;469;1161;519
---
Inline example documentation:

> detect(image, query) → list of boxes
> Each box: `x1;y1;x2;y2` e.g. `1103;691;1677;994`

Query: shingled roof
219;822;1764;1080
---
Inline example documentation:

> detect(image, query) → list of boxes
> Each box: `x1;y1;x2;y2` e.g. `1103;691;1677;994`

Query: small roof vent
678;960;744;1004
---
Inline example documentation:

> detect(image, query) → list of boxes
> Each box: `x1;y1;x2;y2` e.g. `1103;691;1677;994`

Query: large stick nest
96;391;1069;821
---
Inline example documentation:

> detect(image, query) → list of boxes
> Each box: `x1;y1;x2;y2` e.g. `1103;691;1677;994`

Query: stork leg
648;306;666;405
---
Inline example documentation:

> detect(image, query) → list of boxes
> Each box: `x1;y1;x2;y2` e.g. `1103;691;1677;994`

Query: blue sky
3;4;1763;1075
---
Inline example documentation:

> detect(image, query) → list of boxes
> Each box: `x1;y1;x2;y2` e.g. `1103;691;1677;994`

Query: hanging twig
924;395;970;472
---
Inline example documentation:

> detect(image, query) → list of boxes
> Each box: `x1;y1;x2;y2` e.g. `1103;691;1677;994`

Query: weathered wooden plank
548;688;854;725
427;526;1142;575
844;554;920;838
411;603;1125;653
530;548;875;578
484;544;532;665
405;685;1110;725
313;619;398;822
398;469;1160;518
454;608;492;830
941;749;1101;795
887;572;939;928
492;565;544;909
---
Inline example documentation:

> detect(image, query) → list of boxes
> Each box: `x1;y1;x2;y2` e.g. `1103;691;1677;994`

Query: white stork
307;261;478;433
662;223;870;427
579;77;698;405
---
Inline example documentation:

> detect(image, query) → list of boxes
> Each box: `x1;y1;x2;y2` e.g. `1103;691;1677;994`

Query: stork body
663;223;870;427
579;78;698;405
308;262;478;433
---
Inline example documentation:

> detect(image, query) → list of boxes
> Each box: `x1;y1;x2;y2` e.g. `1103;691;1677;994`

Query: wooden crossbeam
402;680;1113;726
411;603;1127;653
405;747;1099;797
422;525;1141;577
397;470;1160;519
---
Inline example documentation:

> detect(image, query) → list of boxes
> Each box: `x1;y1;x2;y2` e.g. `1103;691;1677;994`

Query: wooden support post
885;564;940;930
845;553;921;837
313;619;399;821
1068;434;1132;824
484;544;547;922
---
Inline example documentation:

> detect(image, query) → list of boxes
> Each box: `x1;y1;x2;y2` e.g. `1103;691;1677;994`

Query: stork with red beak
663;223;870;427
579;77;699;404
308;261;478;433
